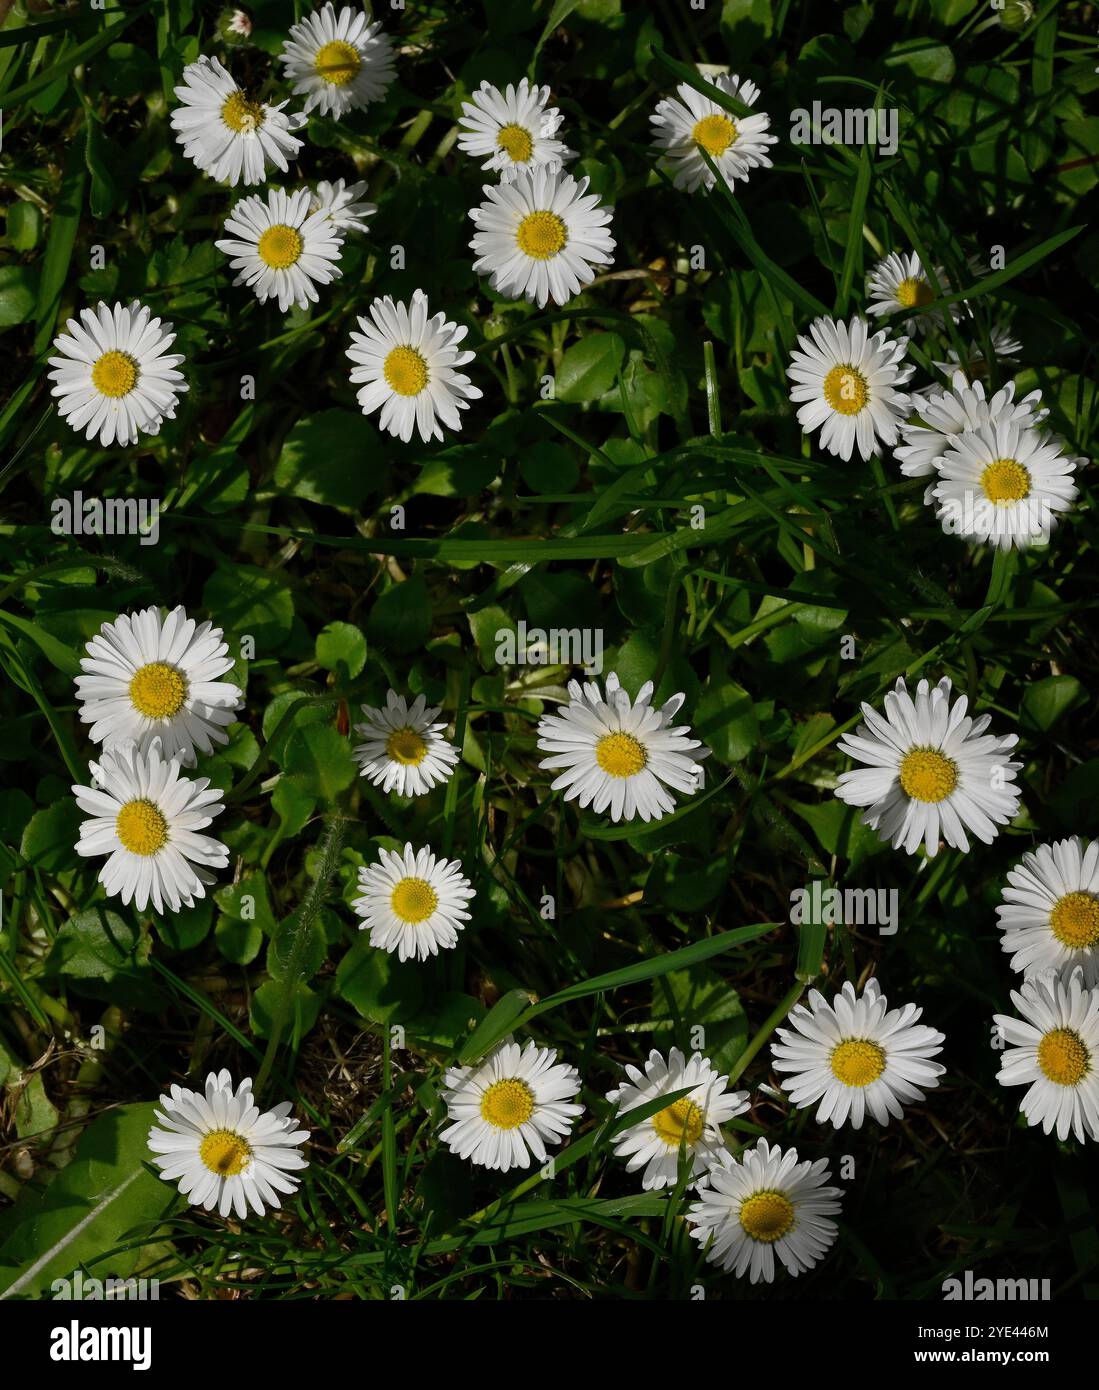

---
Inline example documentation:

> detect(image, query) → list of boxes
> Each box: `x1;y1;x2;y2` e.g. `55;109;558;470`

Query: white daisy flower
649;73;777;193
310;177;376;235
216;187;344;314
75;605;242;768
997;838;1099;987
865;250;959;335
222;9;252;41
894;370;1046;480
346;289;482;443
439;1036;583;1171
72;739;228;913
279;2;395;120
469;167;615;309
931;419;1081;550
685;1139;842;1284
352;690;459;796
47;300;188;449
604;1047;750;1190
457;77;574;183
995;967;1099;1143
786;315;914;462
147;1070;309;1220
932;321;1022;382
771;977;946;1130
536;671;709;824
170;55;305;187
352;842;475;962
835;675;1022;857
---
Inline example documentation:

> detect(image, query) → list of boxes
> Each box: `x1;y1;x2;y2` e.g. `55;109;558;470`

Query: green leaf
337;934;425;1024
651;964;748;1072
45;908;160;1009
0;266;37;327
315;621;367;680
556;332;626;402
883;38;955;83
273;409;380;510
214;913;264;965
457;988;534;1064
5;200;40;253
694;679;759;764
719;0;773;59
0;1103;175;1300
33;138;86;356
84;116;120;219
283;724;356;801
1021;675;1084;733
201;563;294;653
20;801;83;873
366;575;432;654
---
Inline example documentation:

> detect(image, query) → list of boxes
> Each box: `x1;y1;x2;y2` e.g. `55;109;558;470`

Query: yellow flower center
385;726;428;765
980;457;1031;503
382;345;429;397
898;748;958;804
823;364;869;416
90;350;138;399
497;123;534;163
129;662;187;719
1037;1027;1090;1087
896;276;935;308
115;799;169;857
830;1038;887;1087
390;876;438;923
651;1097;704;1148
257;224;303;270
692;112;737;157
314;39;362;86
595;731;647;779
198;1129;252;1176
1050;891;1099;950
515;210;568;260
480;1077;535;1129
221;89;265;133
739;1190;796;1243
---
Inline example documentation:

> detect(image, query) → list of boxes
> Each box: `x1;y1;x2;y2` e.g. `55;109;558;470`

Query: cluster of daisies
787;248;1086;550
145;974;948;1284
73;610;1097;1273
47;47;783;450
